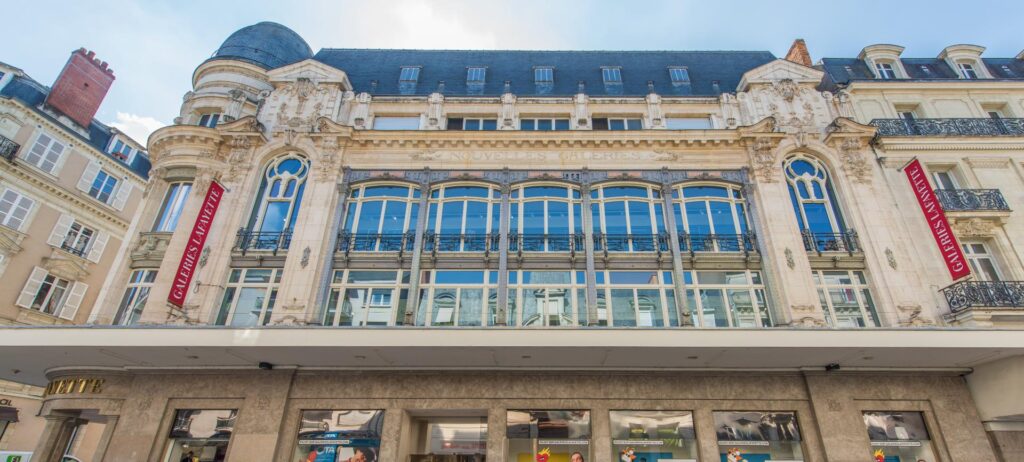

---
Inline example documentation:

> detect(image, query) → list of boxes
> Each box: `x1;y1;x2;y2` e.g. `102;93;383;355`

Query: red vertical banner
168;181;225;307
903;159;971;280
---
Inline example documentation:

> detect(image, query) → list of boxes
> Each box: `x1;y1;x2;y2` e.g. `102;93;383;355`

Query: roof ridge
316;48;775;55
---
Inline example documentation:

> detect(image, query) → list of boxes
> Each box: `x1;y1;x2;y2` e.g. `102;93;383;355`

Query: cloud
109;112;166;147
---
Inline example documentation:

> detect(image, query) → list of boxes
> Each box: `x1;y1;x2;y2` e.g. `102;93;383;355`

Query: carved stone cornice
42;253;90;281
148;125;224;166
348;129;747;150
950;216;1004;237
0;225;26;257
965;157;1013;169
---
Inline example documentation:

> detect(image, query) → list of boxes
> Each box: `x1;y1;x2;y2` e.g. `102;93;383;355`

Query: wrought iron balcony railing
942;280;1024;312
0;134;19;162
802;230;860;255
596;233;670;252
935;189;1010;212
235;229;292;255
871;118;1024;137
60;242;88;258
679;233;758;253
509;233;585;253
424;232;499;252
336;232;415;252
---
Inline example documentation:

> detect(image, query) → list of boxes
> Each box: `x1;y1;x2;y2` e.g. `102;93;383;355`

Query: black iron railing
935;189;1010;212
0;135;18;162
679;233;758;253
596;233;670;252
509;233;585;253
235;229;292;254
336;232;415;252
60;242;88;257
802;230;860;254
871;118;1024;137
424;232;498;252
942;280;1024;312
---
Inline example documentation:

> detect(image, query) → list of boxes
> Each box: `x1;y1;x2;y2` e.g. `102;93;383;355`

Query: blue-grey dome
213;22;312;69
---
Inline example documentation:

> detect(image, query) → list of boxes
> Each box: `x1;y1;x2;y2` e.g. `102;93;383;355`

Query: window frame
0;188;35;231
32;273;72;315
466;66;487;84
784;154;846;235
519;117;571;131
590;183;666;252
426;183;501;252
324;269;411;327
88;169;119;204
601;67;623;83
23;131;66;174
813;270;881;327
215;268;282;326
197;113;221;128
112;269;157;325
874;61;897;79
685;270;771;328
372;116;422;130
153;182;193;232
533;67;554;83
399;66;421;83
668;66;691;83
61;220;95;256
962;241;1003;282
957;62;979;79
341;183;421;251
249;154;310;234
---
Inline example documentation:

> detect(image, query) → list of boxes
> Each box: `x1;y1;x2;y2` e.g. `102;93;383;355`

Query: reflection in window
814;270;880;327
507;410;590;462
610;411;697;462
295;410;384;462
714;411;803;462
591;184;666;252
596;271;678;327
417;270;496;326
153;182;192;232
512;270;587;326
510;184;582;252
112;269;157;326
785;155;845;238
427;184;501;252
671;184;750;252
324;270;411;326
682;270;771;328
408;414;487;460
249;154;309;234
863;411;936;462
164;409;236;462
341;184;420;251
215;268;281;327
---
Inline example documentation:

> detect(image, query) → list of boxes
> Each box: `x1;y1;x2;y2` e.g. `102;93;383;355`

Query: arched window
785;155;846;235
340;184;420;251
427;184;501;252
249;154;309;234
671;183;750;252
510;184;583;252
591;184;666;252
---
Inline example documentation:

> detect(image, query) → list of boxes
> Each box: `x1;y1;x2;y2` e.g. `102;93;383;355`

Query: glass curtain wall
683;271;772;328
596;271;678;327
323;270;412;326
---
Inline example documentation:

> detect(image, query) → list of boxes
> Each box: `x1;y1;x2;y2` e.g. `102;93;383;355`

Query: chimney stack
785;39;813;67
44;48;116;129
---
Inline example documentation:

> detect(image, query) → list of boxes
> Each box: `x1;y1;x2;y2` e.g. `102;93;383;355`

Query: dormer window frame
601;67;623;84
399;66;421;83
874;61;897;80
466;66;487;84
107;136;138;165
957;61;979;79
668;66;691;83
533;67;554;83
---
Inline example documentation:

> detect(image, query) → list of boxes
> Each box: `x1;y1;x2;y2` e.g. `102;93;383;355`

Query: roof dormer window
108;138;136;164
669;67;690;83
534;67;553;83
601;67;622;83
875;62;896;79
399;66;420;83
958;62;979;79
467;67;486;83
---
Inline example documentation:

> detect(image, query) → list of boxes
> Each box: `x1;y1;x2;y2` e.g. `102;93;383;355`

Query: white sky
2;0;1021;144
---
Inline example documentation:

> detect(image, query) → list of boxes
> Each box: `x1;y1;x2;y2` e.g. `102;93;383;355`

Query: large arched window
510;184;583;252
785;154;846;235
340;184;420;251
249;154;309;233
427;184;501;252
591;184;667;252
671;183;750;252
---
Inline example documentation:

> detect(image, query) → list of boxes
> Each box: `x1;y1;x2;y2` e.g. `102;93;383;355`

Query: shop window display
713;411;803;462
295;410;384;462
609;411;697;462
163;409;237;462
863;411;936;462
408;414;487;462
507;410;590;462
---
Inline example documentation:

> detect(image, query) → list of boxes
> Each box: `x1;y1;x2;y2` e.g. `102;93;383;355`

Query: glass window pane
464;201;488;234
444;186;490;198
685;202;711;234
699;289;729;327
636;289;664;327
431;289;457;326
602;186;647;198
611;289;636;327
230;288;266;327
440;202;464;233
709;201;737;235
347;271;398;284
548;201;569;235
628;201;652;234
603;202;627;234
435;271;485;284
727;289;761;327
609;271;659;285
458;289;483;326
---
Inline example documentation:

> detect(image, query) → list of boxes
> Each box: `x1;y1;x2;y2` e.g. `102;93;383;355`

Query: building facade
2;23;1023;461
0;50;150;458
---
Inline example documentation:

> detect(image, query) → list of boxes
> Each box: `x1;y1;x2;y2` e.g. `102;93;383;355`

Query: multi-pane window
610;411;698;461
89;170;118;204
31;273;71;315
153;182;192;232
510;185;582;252
596;270;678;327
215;268;281;326
466;67;486;83
958;62;979;79
601;67;622;83
399;66;420;82
665;117;712;129
447;118;498;130
372;116;421;130
61;221;95;257
590;184;665;252
784;155;847;240
671;184;750;252
16;267;86;320
875;62;896;79
963;242;1002;281
863;411;937;461
814;270;880;327
685;270;771;327
416;270;499;327
249;154;309;234
426;184;501;252
507;411;590;462
112;269;157;325
108;138;136;162
519;118;571;131
669;67;690;83
23;132;65;173
534;67;553;83
930;169;958;190
341;184;420;251
0;188;34;231
197;113;220;128
714;411;803;461
324;270;411;326
511;270;587;326
592;117;642;130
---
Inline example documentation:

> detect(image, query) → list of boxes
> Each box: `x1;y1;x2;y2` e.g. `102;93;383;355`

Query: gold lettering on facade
43;378;105;397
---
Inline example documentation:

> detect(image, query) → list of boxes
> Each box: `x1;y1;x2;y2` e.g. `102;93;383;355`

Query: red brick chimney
44;48;116;128
785;39;813;67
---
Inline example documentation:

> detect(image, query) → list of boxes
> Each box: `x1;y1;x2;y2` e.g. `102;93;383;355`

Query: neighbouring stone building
1;22;1023;462
0;49;150;459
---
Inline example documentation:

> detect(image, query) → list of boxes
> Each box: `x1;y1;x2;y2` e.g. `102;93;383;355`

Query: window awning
0;406;18;422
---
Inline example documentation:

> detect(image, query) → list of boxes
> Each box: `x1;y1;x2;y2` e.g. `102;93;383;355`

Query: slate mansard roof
821;56;1024;86
0;73;151;179
210;22;777;97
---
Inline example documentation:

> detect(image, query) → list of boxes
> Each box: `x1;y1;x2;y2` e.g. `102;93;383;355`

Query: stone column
660;183;692;326
31;416;78;462
495;184;512;325
91;415;119;461
404;181;431;325
487;406;507;462
590;403;612;462
581;182;600;326
693;408;719;462
309;181;349;324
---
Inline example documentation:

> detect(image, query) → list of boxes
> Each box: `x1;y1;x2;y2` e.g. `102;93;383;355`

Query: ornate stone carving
499;92;517;129
898;304;934;326
885;248;897;270
789;304;826;327
425;92;445;129
784;247;795;269
0;225;26;258
645;92;664;129
313;135;343;182
301;246;311;268
349;92;372;129
837;137;872;184
951;217;997;237
771;78;799;102
42;255;89;281
748;137;779;183
131;232;171;261
573;93;589;128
